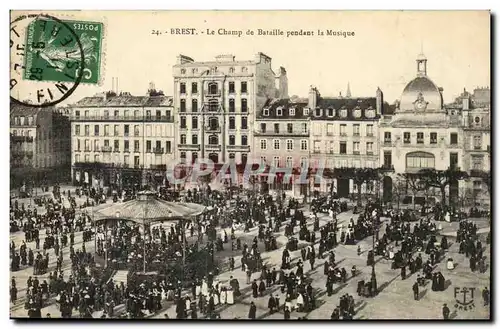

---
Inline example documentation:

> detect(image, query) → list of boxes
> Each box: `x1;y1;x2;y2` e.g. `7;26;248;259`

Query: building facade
253;98;310;194
308;86;388;196
69;90;175;189
172;53;288;175
379;53;469;203
447;87;491;205
10;104;71;188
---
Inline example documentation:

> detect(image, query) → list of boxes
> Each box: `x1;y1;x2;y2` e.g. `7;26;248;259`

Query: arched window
209;135;219;145
406;151;435;170
208;82;218;95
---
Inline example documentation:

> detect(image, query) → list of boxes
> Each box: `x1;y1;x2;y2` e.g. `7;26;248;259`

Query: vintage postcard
9;10;491;320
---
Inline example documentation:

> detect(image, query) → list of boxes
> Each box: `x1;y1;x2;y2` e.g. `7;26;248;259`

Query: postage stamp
23;17;103;84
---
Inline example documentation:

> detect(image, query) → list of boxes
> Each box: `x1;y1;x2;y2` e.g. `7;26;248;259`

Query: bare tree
419;168;469;206
392;177;407;211
399;172;426;210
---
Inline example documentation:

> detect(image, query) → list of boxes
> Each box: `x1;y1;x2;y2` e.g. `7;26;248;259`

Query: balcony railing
177;144;200;151
206;144;222;151
474;145;482;150
353;151;360;155
226;145;250;151
70;115;174;122
11;150;33;157
205;90;222;97
340;132;347;137
380;164;395;171
101;146;112;152
153;147;164;154
254;130;309;137
10;135;34;142
206;125;221;133
384;139;392;145
113;148;120;153
469;169;485;177
313;149;321;154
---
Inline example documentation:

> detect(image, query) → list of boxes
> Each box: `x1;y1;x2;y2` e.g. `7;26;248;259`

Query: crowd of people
9;181;490;320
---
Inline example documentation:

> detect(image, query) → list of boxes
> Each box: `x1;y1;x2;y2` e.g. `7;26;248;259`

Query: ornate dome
399;55;443;112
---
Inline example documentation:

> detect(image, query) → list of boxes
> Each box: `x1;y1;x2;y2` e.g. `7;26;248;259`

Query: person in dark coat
252;280;258;298
191;304;198;319
268;294;277;313
175;298;186;319
10;285;17;303
248;301;257;319
482;287;490;306
284;306;291;319
401;265;406;280
258;280;266;297
442;304;450;319
412;281;419;300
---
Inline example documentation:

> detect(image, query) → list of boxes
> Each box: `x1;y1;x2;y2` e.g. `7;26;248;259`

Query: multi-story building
308;86;389;196
379;53;465;203
253;98;310;194
69;89;175;189
447;87;491;205
10;103;71;188
172;53;288;179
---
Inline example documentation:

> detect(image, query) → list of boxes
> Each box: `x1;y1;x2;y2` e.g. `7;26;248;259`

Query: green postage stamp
23;17;103;84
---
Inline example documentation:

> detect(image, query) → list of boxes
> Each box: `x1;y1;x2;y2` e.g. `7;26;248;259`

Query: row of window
12;116;35;126
260;139;309;151
383;131;459;145
180;66;249;76
261;108;376;119
74;109;172;119
178;152;248;163
179;134;248;146
179;81;248;95
179;98;248;113
260;122;309;134
74;124;174;137
74;139;172;153
311;123;375;136
382;151;460;170
76;154;143;167
180;116;248;130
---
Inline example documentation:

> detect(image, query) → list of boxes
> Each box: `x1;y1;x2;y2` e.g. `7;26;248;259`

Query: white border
3;2;498;329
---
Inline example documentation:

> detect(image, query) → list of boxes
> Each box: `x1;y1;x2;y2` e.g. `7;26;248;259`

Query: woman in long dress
201;279;209;297
213;290;220;306
226;287;234;305
296;293;304;312
195;282;201;298
220;287;227;304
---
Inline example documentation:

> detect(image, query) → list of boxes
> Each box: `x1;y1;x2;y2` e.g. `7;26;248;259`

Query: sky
15;10;490;106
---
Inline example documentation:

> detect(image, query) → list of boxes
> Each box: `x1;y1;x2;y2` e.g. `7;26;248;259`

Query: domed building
378;53;464;204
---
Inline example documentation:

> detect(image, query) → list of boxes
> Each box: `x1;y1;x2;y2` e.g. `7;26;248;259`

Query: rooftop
72;92;173;108
10;103;45;117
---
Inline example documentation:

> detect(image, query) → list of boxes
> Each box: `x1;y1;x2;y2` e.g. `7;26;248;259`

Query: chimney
376;87;383;115
308;86;318;109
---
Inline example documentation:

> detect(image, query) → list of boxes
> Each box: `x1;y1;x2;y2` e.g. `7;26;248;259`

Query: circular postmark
10;13;85;107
